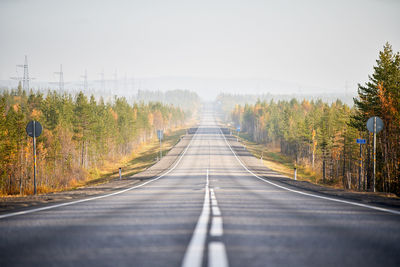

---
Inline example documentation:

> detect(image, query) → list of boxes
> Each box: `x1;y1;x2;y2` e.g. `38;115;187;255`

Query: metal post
33;121;37;195
294;167;297;181
359;143;362;191
119;167;122;180
159;138;162;159
373;117;376;192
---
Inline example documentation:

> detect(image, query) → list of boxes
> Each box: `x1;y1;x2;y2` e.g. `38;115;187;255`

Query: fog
0;0;399;100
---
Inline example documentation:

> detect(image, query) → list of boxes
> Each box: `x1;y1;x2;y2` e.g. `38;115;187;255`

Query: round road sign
366;116;384;133
26;120;42;138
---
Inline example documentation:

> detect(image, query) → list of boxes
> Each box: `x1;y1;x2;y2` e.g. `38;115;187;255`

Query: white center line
208;242;229;267
210;216;223;236
208;183;229;267
212;206;221;216
181;169;210;267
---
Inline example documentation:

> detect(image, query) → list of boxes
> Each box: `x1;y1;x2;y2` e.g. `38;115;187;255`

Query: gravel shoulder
0;135;192;214
225;135;400;211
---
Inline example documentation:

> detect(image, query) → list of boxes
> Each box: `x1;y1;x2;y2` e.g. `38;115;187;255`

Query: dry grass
238;135;321;184
73;128;187;188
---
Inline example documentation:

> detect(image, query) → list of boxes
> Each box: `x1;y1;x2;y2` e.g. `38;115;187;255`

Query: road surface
1;107;400;267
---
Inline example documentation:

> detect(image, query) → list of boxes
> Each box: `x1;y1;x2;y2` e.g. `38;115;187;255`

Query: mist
0;0;399;100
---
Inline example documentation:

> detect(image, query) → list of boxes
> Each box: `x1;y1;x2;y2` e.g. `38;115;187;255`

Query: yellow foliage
31;109;42;119
148;113;154;126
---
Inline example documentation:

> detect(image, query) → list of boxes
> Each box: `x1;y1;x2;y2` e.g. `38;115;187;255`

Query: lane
1;106;399;267
204;113;400;267
0;124;210;266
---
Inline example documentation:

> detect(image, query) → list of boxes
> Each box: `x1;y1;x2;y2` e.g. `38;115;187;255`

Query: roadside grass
236;132;321;184
71;128;187;188
235;132;400;198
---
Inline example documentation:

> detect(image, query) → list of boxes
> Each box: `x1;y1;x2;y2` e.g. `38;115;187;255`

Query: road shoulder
224;134;400;211
0;135;192;214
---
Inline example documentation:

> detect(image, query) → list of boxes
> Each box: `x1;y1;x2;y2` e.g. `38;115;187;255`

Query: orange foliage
31;109;42;119
110;107;118;121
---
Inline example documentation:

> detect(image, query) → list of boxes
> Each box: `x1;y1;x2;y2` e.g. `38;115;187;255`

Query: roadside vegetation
219;43;400;195
0;89;198;195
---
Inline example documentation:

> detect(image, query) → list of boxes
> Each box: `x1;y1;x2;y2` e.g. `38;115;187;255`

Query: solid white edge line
0;130;199;220
208;242;229;267
181;169;211;267
219;128;400;216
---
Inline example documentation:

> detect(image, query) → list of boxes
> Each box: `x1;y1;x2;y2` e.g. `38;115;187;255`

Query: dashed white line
181;169;210;267
208;184;229;266
219;128;400;216
208;242;229;267
210;216;223;236
212;206;221;216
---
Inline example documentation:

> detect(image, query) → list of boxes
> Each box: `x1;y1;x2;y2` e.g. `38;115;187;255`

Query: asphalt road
1;107;400;267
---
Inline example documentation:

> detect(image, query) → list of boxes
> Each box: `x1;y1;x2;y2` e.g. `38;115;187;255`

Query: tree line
136;89;200;112
221;43;400;195
0;88;193;195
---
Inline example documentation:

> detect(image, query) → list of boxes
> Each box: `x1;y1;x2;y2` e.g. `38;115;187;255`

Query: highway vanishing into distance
1;106;400;267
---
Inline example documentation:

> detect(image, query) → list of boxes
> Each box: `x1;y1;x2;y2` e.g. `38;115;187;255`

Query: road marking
219;128;400;216
181;169;210;267
0;131;200;220
212;206;221;216
210;216;223;236
208;242;229;267
210;189;218;206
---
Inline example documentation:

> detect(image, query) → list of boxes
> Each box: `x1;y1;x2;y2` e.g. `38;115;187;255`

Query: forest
220;43;400;195
0;88;196;195
136;89;200;111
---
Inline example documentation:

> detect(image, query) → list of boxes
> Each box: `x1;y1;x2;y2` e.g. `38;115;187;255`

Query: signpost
237;126;240;142
26;120;42;195
356;138;366;191
157;129;164;160
366;116;384;192
261;151;264;165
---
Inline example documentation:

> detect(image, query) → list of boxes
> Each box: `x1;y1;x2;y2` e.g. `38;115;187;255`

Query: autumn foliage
0;89;191;195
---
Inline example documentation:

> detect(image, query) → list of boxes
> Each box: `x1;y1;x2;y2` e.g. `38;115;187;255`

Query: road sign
157;129;164;140
26;120;42;137
356;139;366;144
366;116;384;193
367;116;383;133
26;120;42;195
237;126;241;132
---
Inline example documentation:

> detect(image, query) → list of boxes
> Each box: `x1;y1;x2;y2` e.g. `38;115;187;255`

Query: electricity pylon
10;55;34;91
54;64;64;91
81;69;88;91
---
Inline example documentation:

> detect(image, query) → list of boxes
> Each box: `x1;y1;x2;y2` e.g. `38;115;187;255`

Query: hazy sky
0;0;399;99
